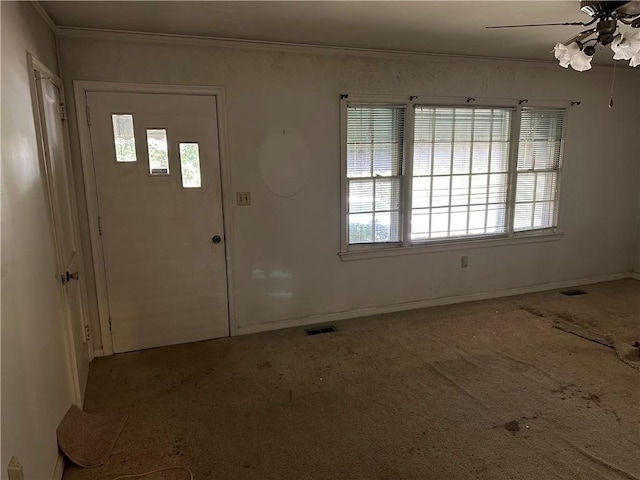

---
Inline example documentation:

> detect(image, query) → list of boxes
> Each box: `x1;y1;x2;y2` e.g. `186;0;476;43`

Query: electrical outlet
8;457;24;480
461;255;469;268
236;192;251;206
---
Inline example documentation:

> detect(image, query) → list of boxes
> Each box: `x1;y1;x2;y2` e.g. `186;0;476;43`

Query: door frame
73;81;236;356
28;54;92;405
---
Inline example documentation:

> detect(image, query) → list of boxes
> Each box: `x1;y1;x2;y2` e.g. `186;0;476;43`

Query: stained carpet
63;279;640;480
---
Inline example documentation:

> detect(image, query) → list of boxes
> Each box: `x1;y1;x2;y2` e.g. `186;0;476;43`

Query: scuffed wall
1;3;77;479
57;33;640;346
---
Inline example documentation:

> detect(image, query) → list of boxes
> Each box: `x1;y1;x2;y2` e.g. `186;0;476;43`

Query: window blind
411;107;512;240
514;108;565;232
346;105;404;244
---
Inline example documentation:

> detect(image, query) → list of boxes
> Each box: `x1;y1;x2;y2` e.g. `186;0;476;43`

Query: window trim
340;94;570;258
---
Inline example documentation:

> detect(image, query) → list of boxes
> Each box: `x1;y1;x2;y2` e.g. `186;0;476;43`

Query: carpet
112;466;193;480
63;279;640;480
57;405;127;467
521;285;640;370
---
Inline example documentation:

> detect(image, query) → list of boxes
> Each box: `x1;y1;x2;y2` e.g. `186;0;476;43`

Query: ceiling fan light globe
570;51;594;71
553;42;565;60
554;42;579;58
554;42;581;68
611;31;640;60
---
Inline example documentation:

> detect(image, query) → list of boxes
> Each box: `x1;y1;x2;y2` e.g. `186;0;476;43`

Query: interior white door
36;73;90;397
86;91;229;353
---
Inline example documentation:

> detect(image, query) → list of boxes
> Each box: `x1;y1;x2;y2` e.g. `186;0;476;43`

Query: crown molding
31;1;56;32
55;26;639;74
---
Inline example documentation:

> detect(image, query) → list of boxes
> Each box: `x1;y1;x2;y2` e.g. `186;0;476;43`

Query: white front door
35;70;90;399
86;92;229;353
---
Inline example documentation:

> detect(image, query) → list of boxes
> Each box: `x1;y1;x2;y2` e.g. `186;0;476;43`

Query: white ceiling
41;1;633;65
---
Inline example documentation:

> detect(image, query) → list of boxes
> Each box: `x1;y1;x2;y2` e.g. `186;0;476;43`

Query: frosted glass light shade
611;31;640;66
570;50;593;71
553;42;593;71
554;42;581;68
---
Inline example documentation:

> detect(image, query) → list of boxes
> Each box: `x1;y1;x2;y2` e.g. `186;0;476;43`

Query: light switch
236;192;251;206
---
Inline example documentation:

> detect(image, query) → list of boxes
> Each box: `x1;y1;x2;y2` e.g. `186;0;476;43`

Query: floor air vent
560;289;588;296
305;325;337;336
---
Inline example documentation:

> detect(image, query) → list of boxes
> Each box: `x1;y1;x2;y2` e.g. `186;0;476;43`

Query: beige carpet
111;467;193;480
64;279;640;480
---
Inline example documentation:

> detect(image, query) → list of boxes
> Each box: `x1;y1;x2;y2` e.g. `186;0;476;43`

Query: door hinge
97;216;103;236
60;273;67;285
84;324;91;341
109;317;113;334
85;105;91;127
60;103;66;121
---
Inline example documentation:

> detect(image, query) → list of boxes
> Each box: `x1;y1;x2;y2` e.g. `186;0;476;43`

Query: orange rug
57;405;127;467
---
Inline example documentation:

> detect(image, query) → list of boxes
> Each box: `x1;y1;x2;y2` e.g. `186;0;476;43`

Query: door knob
212;235;222;244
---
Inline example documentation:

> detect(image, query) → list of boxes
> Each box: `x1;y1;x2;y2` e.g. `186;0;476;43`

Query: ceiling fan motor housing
580;1;625;17
597;19;619;44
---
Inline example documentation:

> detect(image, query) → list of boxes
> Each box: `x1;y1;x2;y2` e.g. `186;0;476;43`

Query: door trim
73;81;236;356
28;54;91;405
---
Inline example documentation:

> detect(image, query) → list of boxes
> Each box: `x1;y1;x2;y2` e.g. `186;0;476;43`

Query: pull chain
609;61;617;108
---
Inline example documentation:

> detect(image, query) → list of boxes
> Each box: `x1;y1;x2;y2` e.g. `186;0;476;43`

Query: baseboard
236;272;632;335
93;348;105;357
630;271;640;280
52;454;64;480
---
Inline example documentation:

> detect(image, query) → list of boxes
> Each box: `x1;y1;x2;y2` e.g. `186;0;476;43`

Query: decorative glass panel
111;114;136;163
179;143;202;188
147;129;169;175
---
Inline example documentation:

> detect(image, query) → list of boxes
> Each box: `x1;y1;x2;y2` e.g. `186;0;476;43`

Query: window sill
339;231;564;261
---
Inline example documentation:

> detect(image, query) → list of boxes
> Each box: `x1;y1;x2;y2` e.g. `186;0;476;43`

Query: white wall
1;3;77;479
57;32;640;346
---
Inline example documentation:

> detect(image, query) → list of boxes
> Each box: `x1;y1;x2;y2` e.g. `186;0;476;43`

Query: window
146;128;169;175
179;142;202;188
111;114;137;163
514;109;564;231
346;106;404;243
342;99;566;253
412;107;510;240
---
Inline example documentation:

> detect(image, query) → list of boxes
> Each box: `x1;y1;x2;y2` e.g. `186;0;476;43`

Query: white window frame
340;94;569;260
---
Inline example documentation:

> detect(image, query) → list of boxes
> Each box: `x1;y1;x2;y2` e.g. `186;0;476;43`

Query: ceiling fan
487;1;640;71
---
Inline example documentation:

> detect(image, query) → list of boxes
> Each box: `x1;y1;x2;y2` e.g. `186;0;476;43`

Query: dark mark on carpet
504;420;520;433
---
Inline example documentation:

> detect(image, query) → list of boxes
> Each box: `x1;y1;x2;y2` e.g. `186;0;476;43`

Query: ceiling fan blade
562;28;596;45
486;22;587;29
615;0;640;16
